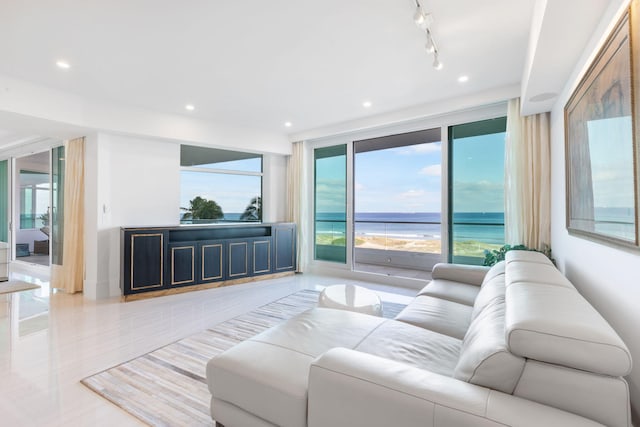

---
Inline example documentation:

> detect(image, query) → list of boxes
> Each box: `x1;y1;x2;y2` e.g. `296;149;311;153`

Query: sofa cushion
505;281;632;377
513;360;632;427
505;250;552;265
395;295;472;339
482;260;506;285
355;319;462;376
208;340;312;427
430;263;489;286
417;280;480;306
472;274;505;321
507;262;574;289
454;298;525;394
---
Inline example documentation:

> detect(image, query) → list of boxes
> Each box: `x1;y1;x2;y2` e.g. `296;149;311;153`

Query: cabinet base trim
121;271;295;302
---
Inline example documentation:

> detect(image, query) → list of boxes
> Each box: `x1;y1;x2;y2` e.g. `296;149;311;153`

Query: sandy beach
317;233;503;257
355;235;502;257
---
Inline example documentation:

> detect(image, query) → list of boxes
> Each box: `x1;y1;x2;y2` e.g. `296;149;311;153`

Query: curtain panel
505;98;551;250
51;137;85;294
286;141;308;272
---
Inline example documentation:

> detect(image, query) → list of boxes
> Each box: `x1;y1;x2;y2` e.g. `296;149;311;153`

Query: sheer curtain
504;98;551;250
51;137;85;293
286;141;308;272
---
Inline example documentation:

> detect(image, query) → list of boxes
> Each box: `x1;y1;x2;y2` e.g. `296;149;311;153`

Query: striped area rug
82;289;406;427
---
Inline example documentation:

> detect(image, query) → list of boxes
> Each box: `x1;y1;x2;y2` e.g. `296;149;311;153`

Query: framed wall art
565;3;640;248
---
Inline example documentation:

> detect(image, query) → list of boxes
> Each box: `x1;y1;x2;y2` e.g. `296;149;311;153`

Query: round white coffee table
318;284;383;317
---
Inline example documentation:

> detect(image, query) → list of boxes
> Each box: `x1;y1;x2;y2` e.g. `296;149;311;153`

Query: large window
311;115;507;272
449;117;507;264
180;145;262;224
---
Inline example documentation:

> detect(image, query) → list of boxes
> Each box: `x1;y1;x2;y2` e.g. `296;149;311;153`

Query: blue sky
355;142;442;213
355;133;505;213
451;133;505;213
181;171;260;214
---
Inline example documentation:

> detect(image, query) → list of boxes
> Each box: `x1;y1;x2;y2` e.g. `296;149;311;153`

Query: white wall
549;0;639;421
262;153;288;223
84;133;180;298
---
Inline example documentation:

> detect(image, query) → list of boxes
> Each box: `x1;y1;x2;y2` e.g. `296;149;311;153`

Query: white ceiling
0;0;616;143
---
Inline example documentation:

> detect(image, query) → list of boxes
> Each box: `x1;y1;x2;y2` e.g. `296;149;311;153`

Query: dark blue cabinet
121;223;295;300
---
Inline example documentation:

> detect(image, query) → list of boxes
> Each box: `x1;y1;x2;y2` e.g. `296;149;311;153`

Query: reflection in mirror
585;117;635;241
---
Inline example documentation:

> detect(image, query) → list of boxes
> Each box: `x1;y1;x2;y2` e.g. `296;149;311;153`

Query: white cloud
398;141;441;155
412;142;441;153
354;181;365;191
419;164;441;176
397;189;426;199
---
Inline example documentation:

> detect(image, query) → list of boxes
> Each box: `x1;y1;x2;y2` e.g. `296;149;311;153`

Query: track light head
425;35;435;53
414;6;433;30
433;55;443;70
413;4;425;27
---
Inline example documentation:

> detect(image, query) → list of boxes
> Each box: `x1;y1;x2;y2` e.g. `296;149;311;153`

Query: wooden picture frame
564;3;640;248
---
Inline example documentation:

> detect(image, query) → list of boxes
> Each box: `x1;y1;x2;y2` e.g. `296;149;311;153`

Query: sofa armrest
308;348;604;427
431;263;489;286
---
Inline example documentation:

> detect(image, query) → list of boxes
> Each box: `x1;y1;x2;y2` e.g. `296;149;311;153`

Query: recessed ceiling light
185;104;195;111
284;122;292;128
56;60;70;69
362;101;372;108
458;75;469;83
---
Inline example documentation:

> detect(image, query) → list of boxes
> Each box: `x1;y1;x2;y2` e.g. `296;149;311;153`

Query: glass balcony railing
451;220;505;264
315;220;346;246
315;217;505;265
354;220;441;254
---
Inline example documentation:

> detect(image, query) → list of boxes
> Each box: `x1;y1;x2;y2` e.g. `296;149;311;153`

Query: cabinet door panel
252;239;271;275
201;243;224;282
129;233;165;291
228;241;249;278
274;225;296;271
169;244;196;286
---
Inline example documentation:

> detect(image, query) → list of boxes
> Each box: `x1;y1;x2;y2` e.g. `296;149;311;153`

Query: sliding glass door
448;117;507;264
353;128;442;271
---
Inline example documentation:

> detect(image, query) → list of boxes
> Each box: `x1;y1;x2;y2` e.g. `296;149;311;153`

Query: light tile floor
0;265;416;426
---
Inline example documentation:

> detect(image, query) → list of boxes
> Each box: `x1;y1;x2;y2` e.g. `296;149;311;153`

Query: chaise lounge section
206;250;632;426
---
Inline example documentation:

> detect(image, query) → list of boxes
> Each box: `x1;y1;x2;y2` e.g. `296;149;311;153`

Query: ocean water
316;212;505;245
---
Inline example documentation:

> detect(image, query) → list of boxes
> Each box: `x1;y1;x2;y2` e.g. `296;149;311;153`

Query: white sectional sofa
206;250;632;427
